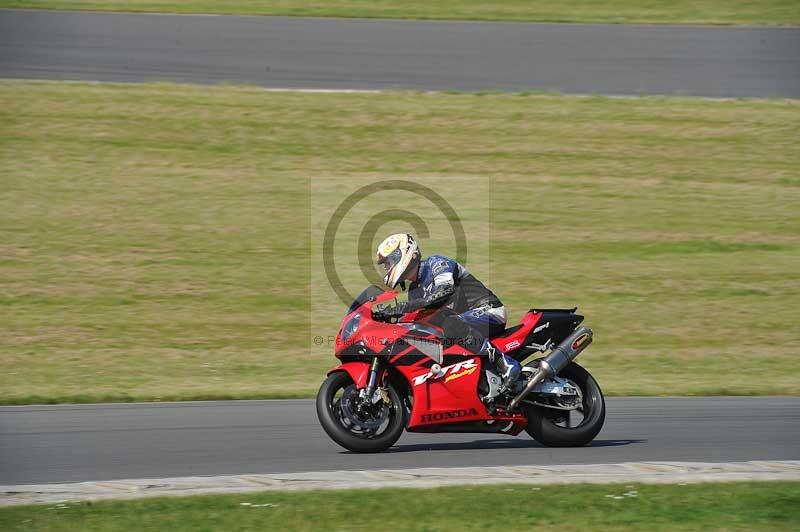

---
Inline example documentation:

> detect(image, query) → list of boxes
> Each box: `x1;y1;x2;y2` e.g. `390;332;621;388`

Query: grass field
1;0;799;26
1;482;798;531
1;80;798;404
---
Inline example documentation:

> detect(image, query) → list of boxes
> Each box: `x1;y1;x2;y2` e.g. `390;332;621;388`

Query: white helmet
376;233;420;289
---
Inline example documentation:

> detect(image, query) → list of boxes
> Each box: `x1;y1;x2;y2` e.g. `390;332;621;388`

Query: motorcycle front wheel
522;362;605;447
316;370;406;453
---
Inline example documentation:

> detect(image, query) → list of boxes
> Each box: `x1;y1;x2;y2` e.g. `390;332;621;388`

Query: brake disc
338;385;389;433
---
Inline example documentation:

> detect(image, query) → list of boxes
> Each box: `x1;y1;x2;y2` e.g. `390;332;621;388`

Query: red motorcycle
316;285;605;452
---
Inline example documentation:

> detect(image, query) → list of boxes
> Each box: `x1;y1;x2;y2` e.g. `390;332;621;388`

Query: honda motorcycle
316;285;605;452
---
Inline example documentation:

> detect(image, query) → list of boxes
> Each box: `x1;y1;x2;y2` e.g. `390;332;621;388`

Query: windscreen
346;285;385;315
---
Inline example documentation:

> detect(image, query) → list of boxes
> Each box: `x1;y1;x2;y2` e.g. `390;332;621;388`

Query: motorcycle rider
372;233;521;395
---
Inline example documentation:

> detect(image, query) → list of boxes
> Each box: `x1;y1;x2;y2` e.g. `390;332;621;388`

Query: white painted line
2;78;794;101
0;78;386;95
2;461;798;506
258;87;384;94
4;9;798;30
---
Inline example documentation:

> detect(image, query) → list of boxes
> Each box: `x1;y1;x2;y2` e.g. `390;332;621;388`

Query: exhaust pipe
507;327;593;411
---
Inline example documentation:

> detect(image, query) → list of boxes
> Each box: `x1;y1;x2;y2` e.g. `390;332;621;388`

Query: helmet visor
378;248;403;273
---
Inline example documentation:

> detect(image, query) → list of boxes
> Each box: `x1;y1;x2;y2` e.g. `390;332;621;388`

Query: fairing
490;311;543;353
327;362;373;388
335;287;400;357
396;357;490;428
327;286;540;434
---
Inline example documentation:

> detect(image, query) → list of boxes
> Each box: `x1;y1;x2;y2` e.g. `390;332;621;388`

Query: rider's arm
397;258;457;314
406;280;454;311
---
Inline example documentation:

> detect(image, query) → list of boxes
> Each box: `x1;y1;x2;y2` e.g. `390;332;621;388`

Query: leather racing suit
393;255;521;389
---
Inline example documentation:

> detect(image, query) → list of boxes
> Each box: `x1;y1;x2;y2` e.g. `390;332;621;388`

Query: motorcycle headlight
341;313;362;342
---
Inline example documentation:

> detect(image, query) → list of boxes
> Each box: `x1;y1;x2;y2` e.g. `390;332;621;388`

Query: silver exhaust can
538;326;593;377
508;326;593;411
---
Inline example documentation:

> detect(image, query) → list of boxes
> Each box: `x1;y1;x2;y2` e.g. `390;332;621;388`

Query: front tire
523;362;605;447
316;371;406;453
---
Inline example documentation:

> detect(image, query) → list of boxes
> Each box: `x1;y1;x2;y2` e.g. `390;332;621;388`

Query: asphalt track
1;9;799;97
1;10;799;490
1;397;798;485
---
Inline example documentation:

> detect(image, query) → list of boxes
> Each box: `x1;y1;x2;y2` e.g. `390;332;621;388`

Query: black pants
440;305;506;356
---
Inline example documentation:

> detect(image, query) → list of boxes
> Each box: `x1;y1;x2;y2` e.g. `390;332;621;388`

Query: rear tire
523;362;605;447
316;371;406;453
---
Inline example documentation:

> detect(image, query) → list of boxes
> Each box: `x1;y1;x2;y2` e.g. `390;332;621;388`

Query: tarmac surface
1;9;799;97
1;397;798;485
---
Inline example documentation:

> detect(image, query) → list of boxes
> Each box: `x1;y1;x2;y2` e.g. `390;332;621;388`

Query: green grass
1;80;799;404
2;0;799;26
1;482;799;531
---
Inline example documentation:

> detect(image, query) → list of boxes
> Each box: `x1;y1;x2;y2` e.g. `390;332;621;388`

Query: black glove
373;303;408;323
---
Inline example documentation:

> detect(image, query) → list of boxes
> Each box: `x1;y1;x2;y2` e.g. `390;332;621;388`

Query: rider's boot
483;340;521;395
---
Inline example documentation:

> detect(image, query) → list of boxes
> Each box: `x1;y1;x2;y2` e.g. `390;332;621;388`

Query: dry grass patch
1;80;798;403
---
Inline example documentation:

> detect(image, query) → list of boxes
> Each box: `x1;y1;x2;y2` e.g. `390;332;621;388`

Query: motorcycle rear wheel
316;370;406;453
522;362;605;447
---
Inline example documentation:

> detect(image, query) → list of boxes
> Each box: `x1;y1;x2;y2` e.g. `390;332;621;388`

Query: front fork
364;356;381;397
329;358;388;409
358;357;386;410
